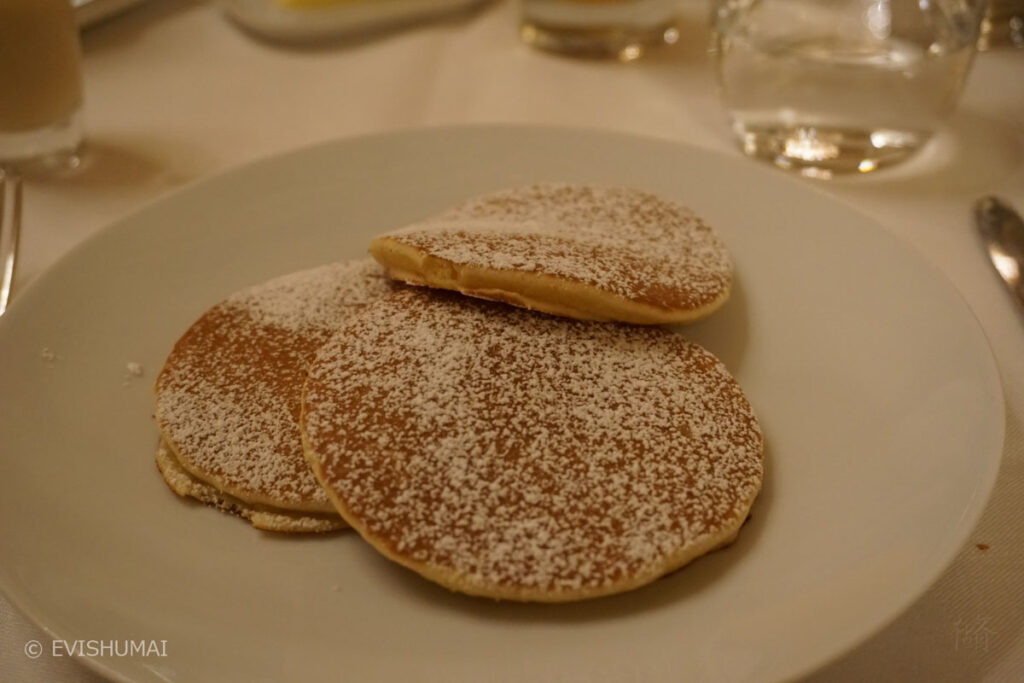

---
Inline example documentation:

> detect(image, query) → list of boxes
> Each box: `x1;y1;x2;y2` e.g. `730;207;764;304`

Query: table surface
2;1;1022;681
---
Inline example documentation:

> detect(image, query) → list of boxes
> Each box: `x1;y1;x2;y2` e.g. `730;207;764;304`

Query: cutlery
975;195;1024;311
73;0;145;28
0;170;22;317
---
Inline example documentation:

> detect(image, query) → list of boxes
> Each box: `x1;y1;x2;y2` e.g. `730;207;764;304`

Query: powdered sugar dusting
304;289;763;596
229;259;393;333
122;361;145;386
385;184;732;310
155;259;394;509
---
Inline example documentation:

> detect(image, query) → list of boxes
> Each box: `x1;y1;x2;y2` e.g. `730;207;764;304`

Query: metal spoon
0;169;22;317
974;195;1024;311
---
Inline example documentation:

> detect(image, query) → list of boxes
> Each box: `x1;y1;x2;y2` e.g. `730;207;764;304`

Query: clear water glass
710;0;986;177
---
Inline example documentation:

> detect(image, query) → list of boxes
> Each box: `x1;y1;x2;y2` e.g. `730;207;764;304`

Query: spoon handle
974;195;1024;313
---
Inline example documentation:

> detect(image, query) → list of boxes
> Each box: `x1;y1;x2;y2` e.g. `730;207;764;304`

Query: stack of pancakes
154;184;763;602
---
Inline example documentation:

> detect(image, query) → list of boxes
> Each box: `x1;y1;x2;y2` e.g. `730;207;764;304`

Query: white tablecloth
2;1;1022;680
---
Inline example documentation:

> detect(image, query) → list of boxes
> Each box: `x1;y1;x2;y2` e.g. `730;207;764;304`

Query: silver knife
975;195;1024;311
74;0;145;28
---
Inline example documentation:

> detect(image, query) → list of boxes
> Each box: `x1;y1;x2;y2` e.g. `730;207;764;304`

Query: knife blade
73;0;145;28
974;195;1024;311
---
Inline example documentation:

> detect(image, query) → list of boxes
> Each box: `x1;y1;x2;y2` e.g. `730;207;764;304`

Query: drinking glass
0;0;85;168
520;0;680;60
710;0;986;177
979;0;1024;49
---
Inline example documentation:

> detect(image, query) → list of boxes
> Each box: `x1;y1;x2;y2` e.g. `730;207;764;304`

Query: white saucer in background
220;0;492;42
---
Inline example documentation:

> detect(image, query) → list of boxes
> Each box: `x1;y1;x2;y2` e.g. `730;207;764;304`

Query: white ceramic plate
0;126;1003;683
221;0;490;42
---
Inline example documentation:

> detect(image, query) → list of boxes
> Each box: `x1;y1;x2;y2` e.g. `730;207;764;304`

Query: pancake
369;184;733;324
155;439;343;533
154;259;394;532
301;289;763;601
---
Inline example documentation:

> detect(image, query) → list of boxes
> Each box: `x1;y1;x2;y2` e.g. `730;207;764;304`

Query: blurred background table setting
1;0;1023;681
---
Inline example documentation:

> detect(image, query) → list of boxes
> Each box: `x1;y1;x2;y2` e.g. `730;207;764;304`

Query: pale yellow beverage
520;0;678;60
0;0;85;162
